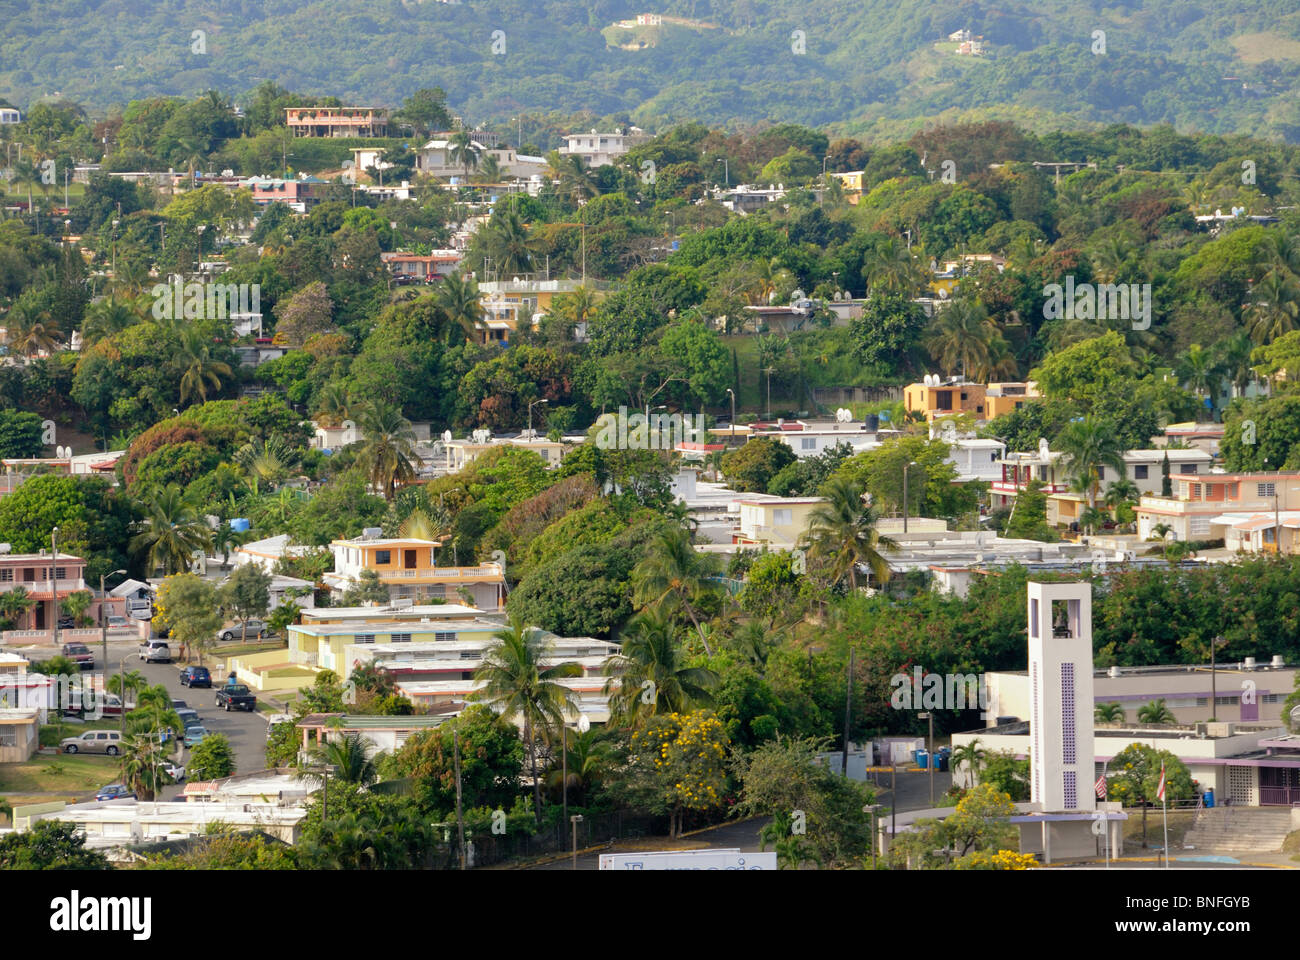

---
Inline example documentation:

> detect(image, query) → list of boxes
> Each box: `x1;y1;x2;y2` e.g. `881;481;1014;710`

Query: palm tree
602;609;719;727
435;272;482;343
631;527;725;654
949;738;986;788
236;435;300;489
1055;417;1127;516
60;589;94;627
1095;702;1126;723
864;236;926;296
129;484;213;575
0;587;36;629
1104;477;1141;530
120;731;168;800
177;327;233;406
554;153;597;207
1148;522;1174;542
1175;343;1224;411
482;207;537;276
973;331;1020;382
472;621;581;825
1137;699;1176;724
543;727;610;805
313;382;353;427
448;130;481;180
81;295;145;346
1245;271;1300;345
801;477;898;591
1215;330;1256;399
107;669;147;704
304;733;381;786
925;299;994;378
4;303;64;356
354;401;417;500
473;153;502;184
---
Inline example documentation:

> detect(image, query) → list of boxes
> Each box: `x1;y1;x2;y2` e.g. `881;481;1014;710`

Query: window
434;632;457;642
1178;464;1198;475
459;649;481;660
1061;663;1076;765
22;568;36;582
0;569;11;582
1258;482;1276;498
353;634;375;644
1096;466;1105;481
1135;465;1149;480
375;550;392;565
54;567;66;580
773;509;793;526
1191;517;1212;536
1189;484;1201;500
390;633;411;643
800;438;816;451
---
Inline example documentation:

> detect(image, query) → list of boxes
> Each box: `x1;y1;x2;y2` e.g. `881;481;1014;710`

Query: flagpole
1162;796;1169;869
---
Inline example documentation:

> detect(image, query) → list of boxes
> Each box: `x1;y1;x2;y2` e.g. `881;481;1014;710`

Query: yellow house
984;382;1040;420
830;170;864;204
287;618;502;677
477;278;598;344
904;379;987;421
733;497;826;548
324;534;506;610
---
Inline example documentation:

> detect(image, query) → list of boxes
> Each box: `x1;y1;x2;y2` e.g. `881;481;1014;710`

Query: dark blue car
179;666;212;688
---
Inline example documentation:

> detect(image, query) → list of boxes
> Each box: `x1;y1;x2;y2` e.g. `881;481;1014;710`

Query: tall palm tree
542;727;610;805
555;153;597;207
313;382;353;427
448;129;481;180
482;207;536;276
236;435;300;489
602;609;719;727
120;731;168;800
107;669;146;705
1136;699;1175;724
1245;271;1300;345
435;272;482;343
1215;329;1256;399
1094;702;1126;723
129;484;213;575
925;299;994;378
81;295;145;346
801;477;898;590
1055;417;1127;515
473;153;502;184
973;331;1020;382
631;527;725;654
354;401;417;500
4;303;64;356
177;327;233;406
864;236;926;296
949;737;987;788
472;621;581;825
1175;343;1224;411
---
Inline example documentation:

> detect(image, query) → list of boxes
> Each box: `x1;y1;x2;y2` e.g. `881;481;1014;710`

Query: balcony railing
381;566;502;580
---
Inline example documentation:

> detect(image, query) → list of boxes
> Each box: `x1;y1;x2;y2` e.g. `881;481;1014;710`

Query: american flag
1156;761;1167;801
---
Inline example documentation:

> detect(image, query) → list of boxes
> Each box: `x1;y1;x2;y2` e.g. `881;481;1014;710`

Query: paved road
92;636;271;799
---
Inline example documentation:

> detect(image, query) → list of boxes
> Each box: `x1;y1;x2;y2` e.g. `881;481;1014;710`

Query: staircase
1181;807;1295;855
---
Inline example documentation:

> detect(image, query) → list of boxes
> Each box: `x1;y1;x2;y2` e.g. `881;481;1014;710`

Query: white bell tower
1027;580;1095;811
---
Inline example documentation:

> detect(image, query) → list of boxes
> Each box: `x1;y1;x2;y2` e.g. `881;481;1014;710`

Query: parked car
95;783;136;801
183;726;209;748
218;619;270;642
175;708;201;730
171;699;189;711
162;762;186;782
179;666;211;688
57;616;76;629
215;684;257;712
62;691;129;719
61;643;95;670
61;730;123;755
106;616;130;629
139;640;172;663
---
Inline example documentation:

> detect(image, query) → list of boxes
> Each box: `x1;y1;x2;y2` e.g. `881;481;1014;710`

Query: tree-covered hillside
4;0;1300;140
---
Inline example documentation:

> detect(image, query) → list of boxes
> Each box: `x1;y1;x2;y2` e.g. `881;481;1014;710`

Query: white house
559;128;649;168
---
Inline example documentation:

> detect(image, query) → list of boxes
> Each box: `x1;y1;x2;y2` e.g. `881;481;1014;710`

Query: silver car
61;730;123;755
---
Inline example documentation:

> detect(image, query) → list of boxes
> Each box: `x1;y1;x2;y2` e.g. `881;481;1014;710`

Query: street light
864;803;883;869
917;711;935;806
527;398;548;440
99;568;128;678
725;388;735;442
902;461;920;534
570;813;584;870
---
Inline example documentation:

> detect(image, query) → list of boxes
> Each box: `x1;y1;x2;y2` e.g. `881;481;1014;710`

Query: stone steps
1182;808;1294;854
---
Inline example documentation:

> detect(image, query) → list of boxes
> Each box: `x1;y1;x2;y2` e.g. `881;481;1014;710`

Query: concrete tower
1027;580;1095;811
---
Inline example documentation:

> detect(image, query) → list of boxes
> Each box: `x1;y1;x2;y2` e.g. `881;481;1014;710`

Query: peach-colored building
984;382;1040;420
324;533;505;610
286;107;388;138
1138;472;1300;548
903;378;986;421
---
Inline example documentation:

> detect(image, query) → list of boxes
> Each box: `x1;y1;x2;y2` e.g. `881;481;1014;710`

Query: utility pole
842;647;854;776
1209;634;1224;722
50;526;59;649
454;728;466;870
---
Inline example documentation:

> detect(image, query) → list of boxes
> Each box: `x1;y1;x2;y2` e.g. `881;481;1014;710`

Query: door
1240;696;1258;721
404;550;417;570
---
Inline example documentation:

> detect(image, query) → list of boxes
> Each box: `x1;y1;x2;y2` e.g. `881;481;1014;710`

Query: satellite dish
442;430;453;443
835;408;852;423
790;289;805;302
1038;437;1050;458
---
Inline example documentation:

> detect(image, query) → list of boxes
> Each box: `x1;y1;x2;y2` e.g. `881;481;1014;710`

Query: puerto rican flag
1156;761;1167;802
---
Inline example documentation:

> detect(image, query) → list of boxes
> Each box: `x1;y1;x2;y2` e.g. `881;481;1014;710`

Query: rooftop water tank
229;518;251;532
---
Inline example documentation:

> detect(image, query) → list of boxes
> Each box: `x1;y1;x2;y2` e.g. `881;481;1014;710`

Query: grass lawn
1121;808;1197;852
0;752;121;797
211;640;288;660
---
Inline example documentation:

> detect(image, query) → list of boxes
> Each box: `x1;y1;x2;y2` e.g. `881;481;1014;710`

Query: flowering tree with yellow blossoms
627;710;729;838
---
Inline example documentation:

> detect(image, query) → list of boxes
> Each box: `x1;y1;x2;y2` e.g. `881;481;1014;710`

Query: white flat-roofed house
754;421;883;459
945;438;1006;483
558;127;649;168
233;534;316;574
733;497;827;549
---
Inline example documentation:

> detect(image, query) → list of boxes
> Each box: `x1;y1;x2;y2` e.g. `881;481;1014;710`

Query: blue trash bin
912;749;923;765
916;750;929;769
934;753;947;771
1204;789;1215;808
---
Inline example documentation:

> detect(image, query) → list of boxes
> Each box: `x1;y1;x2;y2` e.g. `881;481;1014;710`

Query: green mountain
4;0;1300;140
